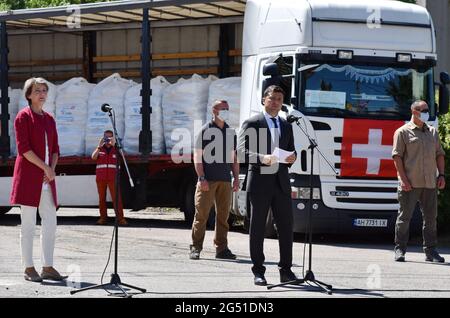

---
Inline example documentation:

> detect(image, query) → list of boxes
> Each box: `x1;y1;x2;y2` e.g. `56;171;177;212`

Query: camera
103;137;111;143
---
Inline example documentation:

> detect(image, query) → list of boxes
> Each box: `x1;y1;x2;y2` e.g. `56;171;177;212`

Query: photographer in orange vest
91;130;127;226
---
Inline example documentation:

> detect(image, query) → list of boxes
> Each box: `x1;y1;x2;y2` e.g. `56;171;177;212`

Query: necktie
270;117;280;143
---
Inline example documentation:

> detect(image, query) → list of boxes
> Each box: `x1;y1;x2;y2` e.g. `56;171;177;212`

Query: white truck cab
236;0;449;234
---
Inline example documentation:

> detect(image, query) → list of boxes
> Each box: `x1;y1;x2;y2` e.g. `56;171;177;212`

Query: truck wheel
0;207;11;216
227;213;236;228
183;182;196;226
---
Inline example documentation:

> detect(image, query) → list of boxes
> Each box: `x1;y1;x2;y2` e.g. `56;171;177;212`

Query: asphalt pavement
1;207;449;299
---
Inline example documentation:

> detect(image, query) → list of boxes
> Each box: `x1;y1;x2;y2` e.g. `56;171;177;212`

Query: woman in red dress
11;77;66;282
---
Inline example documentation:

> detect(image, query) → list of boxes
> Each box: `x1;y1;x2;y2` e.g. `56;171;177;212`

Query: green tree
438;112;450;232
0;0;113;10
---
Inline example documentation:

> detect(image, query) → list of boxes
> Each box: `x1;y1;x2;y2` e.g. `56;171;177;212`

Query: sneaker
96;217;108;225
394;248;405;262
424;248;445;263
215;248;237;260
189;246;200;260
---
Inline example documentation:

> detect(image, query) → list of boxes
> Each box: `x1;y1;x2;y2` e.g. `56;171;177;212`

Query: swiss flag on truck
340;119;404;178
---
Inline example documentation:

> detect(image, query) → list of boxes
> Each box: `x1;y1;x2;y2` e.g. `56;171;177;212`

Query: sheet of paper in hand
272;147;295;163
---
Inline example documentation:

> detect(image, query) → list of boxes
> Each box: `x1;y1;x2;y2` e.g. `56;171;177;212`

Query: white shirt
263;110;281;142
43;132;50;190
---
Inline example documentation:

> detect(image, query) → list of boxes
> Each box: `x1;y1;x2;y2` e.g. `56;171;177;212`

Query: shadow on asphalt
0;213;442;252
0;213;189;230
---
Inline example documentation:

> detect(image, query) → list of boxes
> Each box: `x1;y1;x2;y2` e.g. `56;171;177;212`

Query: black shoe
189;245;201;260
424;248;445;263
394;248;405;262
279;269;298;283
253;273;267;286
216;248;237;260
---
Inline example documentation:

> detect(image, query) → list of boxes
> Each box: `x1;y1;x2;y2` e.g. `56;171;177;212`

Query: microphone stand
71;108;146;298
268;116;336;295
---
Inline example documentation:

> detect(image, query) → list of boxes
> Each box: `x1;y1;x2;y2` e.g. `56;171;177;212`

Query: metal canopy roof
0;0;246;31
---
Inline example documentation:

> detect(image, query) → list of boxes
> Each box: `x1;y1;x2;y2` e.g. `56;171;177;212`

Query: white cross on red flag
340;119;404;178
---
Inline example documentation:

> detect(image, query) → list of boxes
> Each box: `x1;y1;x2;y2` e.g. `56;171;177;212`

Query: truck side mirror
438;71;449;115
440;71;450;85
263;63;279;76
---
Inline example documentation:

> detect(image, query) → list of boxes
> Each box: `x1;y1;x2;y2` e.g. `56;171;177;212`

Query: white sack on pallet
85;73;136;155
55;78;95;156
124;76;170;155
206;77;241;130
162;74;216;155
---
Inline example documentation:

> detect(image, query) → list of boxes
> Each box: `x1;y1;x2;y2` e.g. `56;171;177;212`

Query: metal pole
0;21;10;161
218;24;235;78
139;7;151;157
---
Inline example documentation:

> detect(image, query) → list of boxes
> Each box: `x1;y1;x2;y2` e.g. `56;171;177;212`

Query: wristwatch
198;176;206;182
438;174;445;178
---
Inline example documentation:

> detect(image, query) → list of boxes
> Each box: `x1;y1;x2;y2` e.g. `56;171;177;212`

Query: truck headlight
291;187;321;200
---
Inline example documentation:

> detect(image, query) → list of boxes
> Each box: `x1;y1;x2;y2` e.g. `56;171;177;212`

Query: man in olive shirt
190;100;239;260
392;100;446;263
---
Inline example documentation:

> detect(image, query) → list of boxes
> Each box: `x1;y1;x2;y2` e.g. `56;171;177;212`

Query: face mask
419;112;429;122
218;110;229;122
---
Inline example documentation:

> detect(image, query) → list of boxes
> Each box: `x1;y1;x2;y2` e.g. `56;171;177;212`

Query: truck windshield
299;63;435;120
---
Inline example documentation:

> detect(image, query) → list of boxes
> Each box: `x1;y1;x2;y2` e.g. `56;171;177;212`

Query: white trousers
20;188;57;268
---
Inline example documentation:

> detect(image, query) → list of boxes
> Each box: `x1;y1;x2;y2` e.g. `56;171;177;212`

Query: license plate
353;218;388;228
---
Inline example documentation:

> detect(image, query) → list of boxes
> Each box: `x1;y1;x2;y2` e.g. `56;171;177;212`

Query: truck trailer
0;0;448;235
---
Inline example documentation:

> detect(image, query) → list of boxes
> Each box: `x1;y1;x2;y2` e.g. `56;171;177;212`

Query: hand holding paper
272;147;296;164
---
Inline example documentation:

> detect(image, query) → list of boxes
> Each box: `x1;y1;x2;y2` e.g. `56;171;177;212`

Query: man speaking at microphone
238;85;297;286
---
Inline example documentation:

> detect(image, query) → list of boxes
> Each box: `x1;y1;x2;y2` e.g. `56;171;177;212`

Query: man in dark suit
238;85;297;286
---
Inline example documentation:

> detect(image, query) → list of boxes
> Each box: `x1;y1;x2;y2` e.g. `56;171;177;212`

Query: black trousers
248;183;293;275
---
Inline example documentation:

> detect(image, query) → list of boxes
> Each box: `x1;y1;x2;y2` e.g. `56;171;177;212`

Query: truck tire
0;207;11;216
183;182;196;226
183;182;215;229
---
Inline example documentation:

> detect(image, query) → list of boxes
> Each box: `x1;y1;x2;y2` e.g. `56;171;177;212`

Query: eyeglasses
414;108;429;113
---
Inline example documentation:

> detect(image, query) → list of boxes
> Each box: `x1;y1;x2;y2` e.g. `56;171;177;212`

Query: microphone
287;114;302;123
101;103;112;112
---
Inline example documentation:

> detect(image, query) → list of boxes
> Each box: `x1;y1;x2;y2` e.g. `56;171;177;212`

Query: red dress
10;107;60;207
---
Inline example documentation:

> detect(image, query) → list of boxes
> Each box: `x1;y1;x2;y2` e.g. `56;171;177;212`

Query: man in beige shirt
392;100;446;263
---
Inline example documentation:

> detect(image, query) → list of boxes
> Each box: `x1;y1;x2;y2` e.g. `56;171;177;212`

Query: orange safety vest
96;146;118;182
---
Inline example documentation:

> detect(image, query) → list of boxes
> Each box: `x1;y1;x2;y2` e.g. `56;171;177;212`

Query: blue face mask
218;110;229;122
419;112;429;122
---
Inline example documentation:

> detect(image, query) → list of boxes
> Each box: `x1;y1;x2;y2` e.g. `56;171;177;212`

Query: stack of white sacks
206;77;241;130
5;73;242;157
18;78;57;117
85;73;136;155
0;88;21;156
124;76;169;155
162;74;217;155
56;78;95;156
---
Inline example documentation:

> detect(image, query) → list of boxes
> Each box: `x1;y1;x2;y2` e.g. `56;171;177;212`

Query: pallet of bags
162;74;216;155
124;76;170;155
85;73;136;155
55;78;95;156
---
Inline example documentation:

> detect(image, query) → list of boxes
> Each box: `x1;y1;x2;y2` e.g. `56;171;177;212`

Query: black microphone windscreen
101;104;111;112
287;115;300;123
